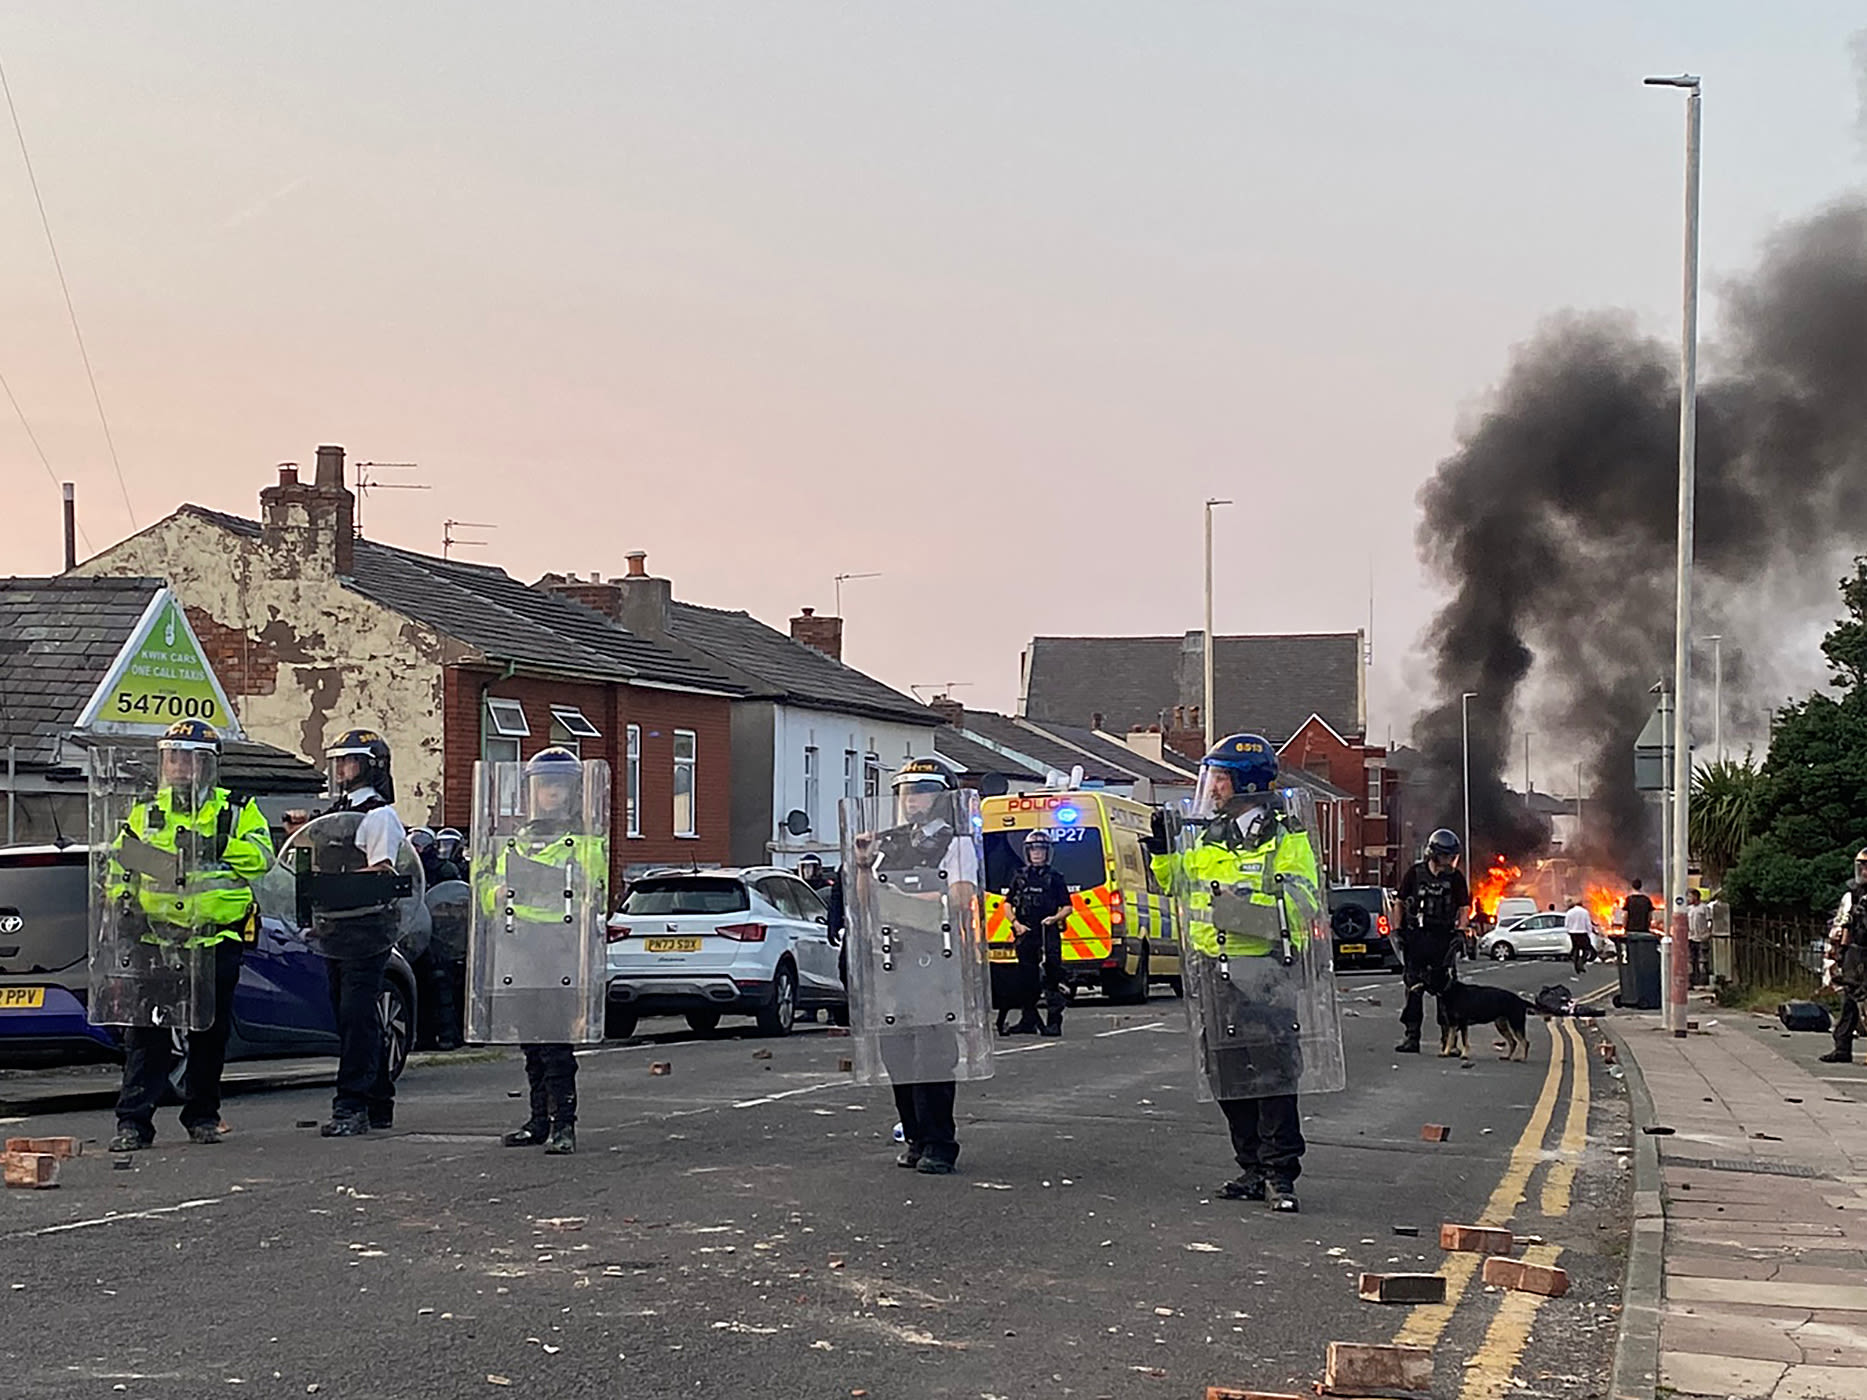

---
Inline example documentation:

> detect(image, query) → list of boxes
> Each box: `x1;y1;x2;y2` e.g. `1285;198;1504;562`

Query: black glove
1144;807;1178;855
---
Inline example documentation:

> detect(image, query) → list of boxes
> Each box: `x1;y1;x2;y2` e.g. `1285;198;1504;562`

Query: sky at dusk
2;3;1863;788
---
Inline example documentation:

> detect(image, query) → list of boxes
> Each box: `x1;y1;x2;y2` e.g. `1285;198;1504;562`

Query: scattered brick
838;1058;854;1072
3;1151;60;1189
752;1049;773;1060
1439;1224;1514;1255
1358;1273;1448;1305
1420;1124;1451;1142
4;1136;78;1158
1322;1342;1432;1396
649;1062;672;1076
1481;1256;1569;1297
1391;1225;1420;1237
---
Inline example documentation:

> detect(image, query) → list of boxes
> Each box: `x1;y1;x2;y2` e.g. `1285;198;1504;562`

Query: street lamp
1203;499;1232;750
1461;691;1477;868
1647;71;1701;1039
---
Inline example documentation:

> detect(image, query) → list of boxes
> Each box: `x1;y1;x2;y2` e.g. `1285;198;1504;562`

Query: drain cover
1665;1155;1818;1178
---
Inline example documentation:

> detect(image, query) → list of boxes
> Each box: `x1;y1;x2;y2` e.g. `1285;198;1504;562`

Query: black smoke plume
1412;200;1867;874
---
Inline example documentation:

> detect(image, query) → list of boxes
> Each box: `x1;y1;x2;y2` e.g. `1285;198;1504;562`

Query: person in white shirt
1563;897;1596;978
1686;889;1713;986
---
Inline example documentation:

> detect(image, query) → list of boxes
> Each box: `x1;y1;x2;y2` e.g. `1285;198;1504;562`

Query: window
623;876;746;916
803;746;819;833
673;729;697;837
863;753;881;800
486;697;530;738
755;876;823;923
625;725;641;837
550;705;600;757
844;749;859;800
1366;764;1383;817
483;699;529;816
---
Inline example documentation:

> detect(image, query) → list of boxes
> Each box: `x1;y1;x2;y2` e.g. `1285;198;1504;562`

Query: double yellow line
1391;1017;1592;1399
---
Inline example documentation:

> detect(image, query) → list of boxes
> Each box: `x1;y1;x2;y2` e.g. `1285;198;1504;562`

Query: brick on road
1481;1256;1570;1297
1322;1342;1432;1396
1439;1222;1514;1254
1357;1272;1448;1305
1419;1123;1450;1142
5;1136;80;1158
3;1150;61;1188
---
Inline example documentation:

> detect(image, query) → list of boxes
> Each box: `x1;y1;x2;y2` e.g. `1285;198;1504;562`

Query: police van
979;790;1182;1004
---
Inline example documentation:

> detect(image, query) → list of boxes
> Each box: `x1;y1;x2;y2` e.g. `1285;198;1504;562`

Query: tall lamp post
1700;634;1723;762
1203;499;1232;750
1647;71;1702;1039
1461;691;1478;867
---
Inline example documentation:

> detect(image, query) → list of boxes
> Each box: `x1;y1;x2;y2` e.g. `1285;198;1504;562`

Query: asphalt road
1;959;1630;1400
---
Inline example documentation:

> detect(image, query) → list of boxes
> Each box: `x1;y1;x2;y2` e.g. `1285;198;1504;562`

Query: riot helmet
796;853;823;883
435;827;464;864
891;754;960;827
156;719;221;808
408;826;437;855
1024;829;1054;866
524;746;583;824
1853;846;1867;886
327;727;394;803
1425;828;1462;867
1192;732;1279;820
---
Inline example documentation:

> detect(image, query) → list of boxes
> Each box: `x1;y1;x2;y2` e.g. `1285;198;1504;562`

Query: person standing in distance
1621;878;1655;936
1563;896;1596;978
1820;847;1867;1065
1394;830;1470;1054
319;728;408;1137
1002;830;1071;1036
847;756;981;1175
1146;733;1326;1213
107;721;274;1152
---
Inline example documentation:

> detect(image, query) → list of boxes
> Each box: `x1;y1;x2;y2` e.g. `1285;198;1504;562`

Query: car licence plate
643;937;702;953
1338;943;1366;955
1;986;46;1009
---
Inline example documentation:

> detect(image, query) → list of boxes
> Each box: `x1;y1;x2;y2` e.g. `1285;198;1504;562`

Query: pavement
1;961;1629;1399
1610;993;1867;1400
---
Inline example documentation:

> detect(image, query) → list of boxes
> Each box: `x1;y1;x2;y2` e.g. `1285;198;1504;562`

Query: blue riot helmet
1192;732;1279;819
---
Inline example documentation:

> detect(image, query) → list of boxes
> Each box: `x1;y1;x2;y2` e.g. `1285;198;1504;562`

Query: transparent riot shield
425;880;471;963
277;812;425;960
1166;786;1345;1101
838;791;993;1086
87;747;214;1030
465;760;610;1045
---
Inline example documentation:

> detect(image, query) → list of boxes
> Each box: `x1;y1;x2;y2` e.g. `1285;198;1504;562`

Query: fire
1583;884;1621;931
1470;856;1522;917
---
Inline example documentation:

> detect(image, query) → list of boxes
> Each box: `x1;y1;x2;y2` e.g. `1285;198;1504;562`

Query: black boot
1266;1181;1301;1213
109;1126;153;1153
1039;1013;1063;1038
186;1123;221;1145
1217;1174;1265;1201
1395;1034;1421;1054
320;1114;369;1138
896;1142;923;1169
1821;1048;1854;1064
503;1121;549;1147
544;1124;576;1155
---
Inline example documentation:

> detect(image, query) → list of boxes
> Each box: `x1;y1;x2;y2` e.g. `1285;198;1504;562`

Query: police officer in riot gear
847;756;981;1175
1820;846;1867;1064
105;721;274;1151
1394;828;1470;1055
1147;733;1329;1213
436;827;468;881
318;727;410;1136
1001;830;1072;1036
495;747;605;1155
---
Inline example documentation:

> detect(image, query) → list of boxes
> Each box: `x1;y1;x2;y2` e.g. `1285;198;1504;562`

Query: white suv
604;868;842;1039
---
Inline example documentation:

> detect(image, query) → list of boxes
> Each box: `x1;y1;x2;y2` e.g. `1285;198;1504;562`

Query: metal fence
1726;912;1827;995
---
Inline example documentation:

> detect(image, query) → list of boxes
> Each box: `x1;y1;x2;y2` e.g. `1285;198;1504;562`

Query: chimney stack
789;607;844;662
260;449;355;577
314;444;346;491
615;550;672;635
928;693;965;726
538;571;624;622
61;482;76;571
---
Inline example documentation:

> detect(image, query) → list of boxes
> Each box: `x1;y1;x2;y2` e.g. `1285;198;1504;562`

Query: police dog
1422;962;1535;1062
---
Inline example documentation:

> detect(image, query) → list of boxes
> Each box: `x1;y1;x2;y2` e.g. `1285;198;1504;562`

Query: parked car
1328;885;1401;970
1490;896;1540;929
604;867;844;1039
1478;910;1615;963
0;843;418;1088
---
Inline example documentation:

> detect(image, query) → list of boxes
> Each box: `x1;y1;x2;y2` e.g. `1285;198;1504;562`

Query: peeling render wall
77;511;456;822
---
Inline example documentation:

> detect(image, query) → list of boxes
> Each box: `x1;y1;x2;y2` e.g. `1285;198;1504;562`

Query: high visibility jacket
1151;814;1321;958
106;787;274;945
481;828;608;924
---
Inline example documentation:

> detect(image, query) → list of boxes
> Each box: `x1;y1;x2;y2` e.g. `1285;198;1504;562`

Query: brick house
75;447;744;885
1279;713;1400;886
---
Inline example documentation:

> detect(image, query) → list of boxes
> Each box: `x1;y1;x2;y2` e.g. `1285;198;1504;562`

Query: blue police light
1055;806;1080;825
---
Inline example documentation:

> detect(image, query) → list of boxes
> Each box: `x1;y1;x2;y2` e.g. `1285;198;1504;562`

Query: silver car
1479;910;1614;962
603;867;843;1038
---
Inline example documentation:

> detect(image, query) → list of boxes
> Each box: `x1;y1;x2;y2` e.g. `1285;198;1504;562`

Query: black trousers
414;948;463;1048
1570;933;1594;975
116;939;244;1136
521;1043;578;1128
1835;947;1867;1053
1400;935;1456;1038
1218;1093;1304;1185
892;1080;958;1165
1012;932;1044;1024
327;949;393;1120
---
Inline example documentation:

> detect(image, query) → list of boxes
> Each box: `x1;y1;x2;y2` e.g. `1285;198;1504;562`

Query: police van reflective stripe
979;790;1182;1005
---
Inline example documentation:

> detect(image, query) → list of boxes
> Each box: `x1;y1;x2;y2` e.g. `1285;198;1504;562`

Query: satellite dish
783;809;812;836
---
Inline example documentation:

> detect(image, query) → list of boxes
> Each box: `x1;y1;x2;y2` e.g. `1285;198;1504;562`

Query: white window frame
626;724;642;838
803;745;820;835
550;705;601;739
1365;765;1383;817
863;752;881;800
484;735;522;816
844;749;859;800
673;729;697;838
486;697;530;738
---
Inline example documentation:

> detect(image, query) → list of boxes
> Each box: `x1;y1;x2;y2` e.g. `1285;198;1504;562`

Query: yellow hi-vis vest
1150;815;1322;958
106;787;274;946
481;829;609;924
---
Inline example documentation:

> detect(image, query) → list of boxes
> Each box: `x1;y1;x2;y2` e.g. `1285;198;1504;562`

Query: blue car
0;844;417;1086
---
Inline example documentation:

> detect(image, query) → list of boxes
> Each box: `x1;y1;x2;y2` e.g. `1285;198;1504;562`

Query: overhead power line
0;365;92;552
0;46;135;527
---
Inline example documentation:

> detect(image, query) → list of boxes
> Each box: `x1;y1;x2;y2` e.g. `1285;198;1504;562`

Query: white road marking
11;1197;221;1239
731;1081;842;1110
993;1041;1061;1057
1094;1021;1168;1038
